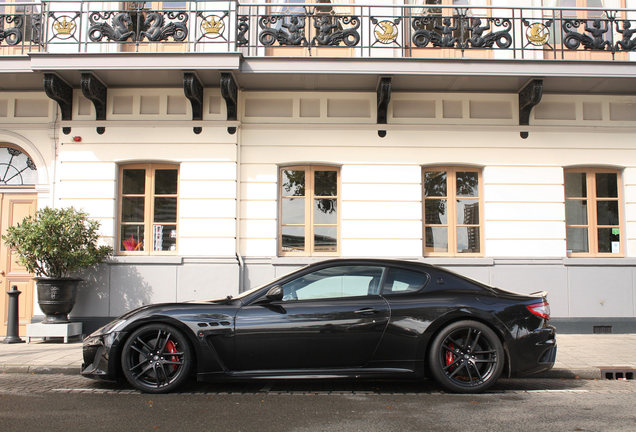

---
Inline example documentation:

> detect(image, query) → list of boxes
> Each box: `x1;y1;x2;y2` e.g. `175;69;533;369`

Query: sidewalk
0;334;635;378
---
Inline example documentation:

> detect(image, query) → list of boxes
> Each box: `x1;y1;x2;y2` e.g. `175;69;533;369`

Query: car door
233;265;390;371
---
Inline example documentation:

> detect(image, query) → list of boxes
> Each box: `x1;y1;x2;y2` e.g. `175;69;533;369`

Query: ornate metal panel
88;12;135;42
236;15;249;46
80;73;107;135
0;14;23;46
311;14;360;47
43;73;73;135
139;11;188;42
412;13;511;49
465;17;511;48
616;20;636;50
563;18;611;51
258;14;308;46
88;9;187;43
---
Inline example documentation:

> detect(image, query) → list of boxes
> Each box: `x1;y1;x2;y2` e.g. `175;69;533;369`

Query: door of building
0;193;37;337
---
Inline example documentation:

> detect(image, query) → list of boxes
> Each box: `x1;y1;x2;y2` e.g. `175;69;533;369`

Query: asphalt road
0;374;635;432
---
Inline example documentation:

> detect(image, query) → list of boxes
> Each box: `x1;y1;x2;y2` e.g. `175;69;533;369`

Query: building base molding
550;318;636;334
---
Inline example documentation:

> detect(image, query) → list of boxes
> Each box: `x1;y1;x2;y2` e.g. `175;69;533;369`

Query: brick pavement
0;334;635;378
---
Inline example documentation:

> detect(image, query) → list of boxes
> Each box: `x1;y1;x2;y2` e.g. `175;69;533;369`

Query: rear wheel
428;320;504;393
121;323;193;393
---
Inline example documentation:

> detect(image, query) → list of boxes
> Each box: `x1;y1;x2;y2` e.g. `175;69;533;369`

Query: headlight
88;319;127;337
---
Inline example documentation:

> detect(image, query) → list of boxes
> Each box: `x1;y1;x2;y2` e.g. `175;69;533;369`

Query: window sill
270;257;333;266
420;257;494;266
564;257;636;266
110;256;184;265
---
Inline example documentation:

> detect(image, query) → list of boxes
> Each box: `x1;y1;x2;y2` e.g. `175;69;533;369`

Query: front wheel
121;323;193;393
428;320;504;393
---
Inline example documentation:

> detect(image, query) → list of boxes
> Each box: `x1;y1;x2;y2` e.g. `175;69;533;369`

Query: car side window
381;268;429;295
281;265;384;301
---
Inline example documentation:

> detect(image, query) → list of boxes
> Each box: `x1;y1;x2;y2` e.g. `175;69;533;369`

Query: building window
279;165;339;256
565;168;622;256
0;145;37;186
118;164;178;254
423;167;482;256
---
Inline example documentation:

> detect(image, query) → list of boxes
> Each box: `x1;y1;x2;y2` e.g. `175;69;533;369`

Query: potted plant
1;207;112;324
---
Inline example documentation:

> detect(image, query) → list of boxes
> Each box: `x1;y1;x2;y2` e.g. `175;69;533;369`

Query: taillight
527;301;550;320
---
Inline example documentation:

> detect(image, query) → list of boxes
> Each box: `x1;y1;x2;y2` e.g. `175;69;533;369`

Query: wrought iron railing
1;1;636;60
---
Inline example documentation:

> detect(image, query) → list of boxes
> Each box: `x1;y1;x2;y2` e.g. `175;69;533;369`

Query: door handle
354;307;378;315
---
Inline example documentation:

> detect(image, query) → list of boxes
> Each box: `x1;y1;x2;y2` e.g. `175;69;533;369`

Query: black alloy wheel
428;320;504;393
121;323;193;393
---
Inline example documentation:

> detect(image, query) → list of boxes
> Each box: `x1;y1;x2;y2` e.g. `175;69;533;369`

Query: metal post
2;285;25;344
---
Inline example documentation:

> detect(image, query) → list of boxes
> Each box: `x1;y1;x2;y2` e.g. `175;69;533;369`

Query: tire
121;323;193;393
428;320;504;393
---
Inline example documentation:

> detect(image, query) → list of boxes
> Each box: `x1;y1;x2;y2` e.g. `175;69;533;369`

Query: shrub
1;207;112;278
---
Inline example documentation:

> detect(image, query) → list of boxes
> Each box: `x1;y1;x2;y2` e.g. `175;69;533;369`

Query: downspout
235;124;244;293
50;106;60;206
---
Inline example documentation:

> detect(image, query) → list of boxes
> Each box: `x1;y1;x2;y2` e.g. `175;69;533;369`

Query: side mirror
265;285;284;302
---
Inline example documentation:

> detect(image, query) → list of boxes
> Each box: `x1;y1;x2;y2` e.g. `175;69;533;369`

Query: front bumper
81;332;126;381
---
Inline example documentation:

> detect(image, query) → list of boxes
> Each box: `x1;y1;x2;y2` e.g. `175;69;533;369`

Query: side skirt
197;368;415;382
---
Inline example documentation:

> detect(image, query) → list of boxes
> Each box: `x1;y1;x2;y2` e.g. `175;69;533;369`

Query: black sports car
82;259;556;394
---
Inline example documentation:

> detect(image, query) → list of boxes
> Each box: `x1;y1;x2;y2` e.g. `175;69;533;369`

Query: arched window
0;145;37;186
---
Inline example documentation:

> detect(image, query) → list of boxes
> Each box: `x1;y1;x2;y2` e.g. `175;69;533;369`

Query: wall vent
592;325;612;334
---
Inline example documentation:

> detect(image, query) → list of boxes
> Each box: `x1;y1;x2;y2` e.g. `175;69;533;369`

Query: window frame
565;167;624;257
422;166;484;257
278;164;340;257
117;163;179;256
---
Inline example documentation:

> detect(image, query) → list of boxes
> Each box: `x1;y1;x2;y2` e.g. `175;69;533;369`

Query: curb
0;365;81;375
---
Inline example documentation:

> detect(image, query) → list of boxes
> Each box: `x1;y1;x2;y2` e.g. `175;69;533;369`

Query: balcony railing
1;1;636;60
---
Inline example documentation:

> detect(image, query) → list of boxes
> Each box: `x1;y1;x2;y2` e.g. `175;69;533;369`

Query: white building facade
2;0;636;334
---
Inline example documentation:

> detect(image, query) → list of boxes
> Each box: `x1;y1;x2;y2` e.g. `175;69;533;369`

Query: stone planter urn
35;278;82;324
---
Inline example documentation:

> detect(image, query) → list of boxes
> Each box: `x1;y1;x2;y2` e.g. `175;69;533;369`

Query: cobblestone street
1;374;636;432
1;372;635;395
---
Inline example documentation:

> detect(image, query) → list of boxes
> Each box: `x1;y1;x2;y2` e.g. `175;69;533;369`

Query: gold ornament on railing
202;16;225;36
526;22;550;46
53;17;76;36
375;20;398;44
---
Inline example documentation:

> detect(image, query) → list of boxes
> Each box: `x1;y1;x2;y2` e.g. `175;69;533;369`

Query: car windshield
232;264;311;300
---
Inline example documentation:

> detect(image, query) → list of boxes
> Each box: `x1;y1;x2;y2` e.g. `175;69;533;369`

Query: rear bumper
509;325;557;376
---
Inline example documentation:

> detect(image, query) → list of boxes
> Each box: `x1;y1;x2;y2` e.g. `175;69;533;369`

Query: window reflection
282;266;383;300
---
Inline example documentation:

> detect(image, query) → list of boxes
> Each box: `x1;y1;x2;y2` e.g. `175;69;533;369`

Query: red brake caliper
165;340;179;372
445;343;455;370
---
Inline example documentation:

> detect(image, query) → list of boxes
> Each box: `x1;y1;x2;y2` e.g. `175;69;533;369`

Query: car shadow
83;376;591;394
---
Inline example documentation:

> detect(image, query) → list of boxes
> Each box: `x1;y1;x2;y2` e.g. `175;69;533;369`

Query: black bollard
2;285;25;344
